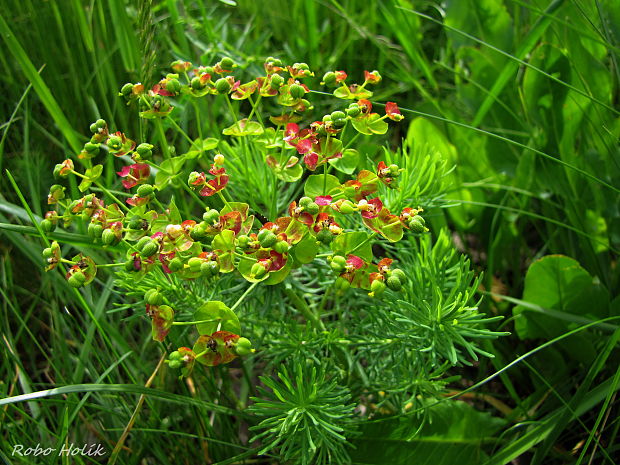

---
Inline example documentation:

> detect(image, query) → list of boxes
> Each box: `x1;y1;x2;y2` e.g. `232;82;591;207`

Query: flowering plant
39;56;503;464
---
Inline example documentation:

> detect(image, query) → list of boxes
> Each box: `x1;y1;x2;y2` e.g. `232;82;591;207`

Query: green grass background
1;1;619;464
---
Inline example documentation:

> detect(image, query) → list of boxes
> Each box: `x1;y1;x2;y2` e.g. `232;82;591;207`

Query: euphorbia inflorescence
41;56;427;378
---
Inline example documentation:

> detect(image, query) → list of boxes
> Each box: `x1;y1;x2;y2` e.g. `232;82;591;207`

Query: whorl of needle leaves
249;362;357;465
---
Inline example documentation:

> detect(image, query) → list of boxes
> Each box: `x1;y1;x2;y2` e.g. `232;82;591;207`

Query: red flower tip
385;102;404;121
126;195;149;207
296;138;313;154
284;123;300;141
364;70;382;84
346;255;364;270
360;197;383;219
200;175;229;197
357;99;372;114
118;163;150;189
377;258;393;272
303;152;319;171
315;195;333;206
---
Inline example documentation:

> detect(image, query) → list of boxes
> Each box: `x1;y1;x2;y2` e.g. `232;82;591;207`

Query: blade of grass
531;328;620;464
0;11;82;152
0;383;248;418
398;3;620;121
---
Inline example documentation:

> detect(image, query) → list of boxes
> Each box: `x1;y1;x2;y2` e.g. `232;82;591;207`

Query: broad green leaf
212;230;236;272
333;86;372;100
351;400;504;465
513;255;609;363
316;137;342;159
254;127;284;149
183;138;219;159
264;258;292;285
362;209;404;242
291;233;318;264
331;232;373;262
333;86;352;99
267;158;303;182
304;174;341;197
352;113;388;135
222;118;264;136
237;255;271;283
150;305;174;342
139;106;174;119
167;199;182;224
328;148;359;174
154;157;186;189
78;165;103;192
194;301;240;336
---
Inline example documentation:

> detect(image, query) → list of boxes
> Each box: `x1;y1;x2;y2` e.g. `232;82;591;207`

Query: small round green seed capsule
168;257;183;272
203;209;220;224
250;262;268;279
68;271;87;288
273;240;289;254
215;78;231;94
289;83;305;99
386;276;402;291
219;57;234;70
124;260;135;272
304;202;320;215
102;229;118;246
191;76;204;90
141;241;159;258
299;196;313;207
120;83;134;97
391;269;406;282
145;288;164;305
188;257;203;273
316;229;333;245
408;215;427;234
370;279;386;297
234;337;253;356
165;79;181;94
137;184;154;197
40;219;56;232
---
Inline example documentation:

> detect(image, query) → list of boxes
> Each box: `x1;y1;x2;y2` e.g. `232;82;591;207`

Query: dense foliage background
1;1;619;464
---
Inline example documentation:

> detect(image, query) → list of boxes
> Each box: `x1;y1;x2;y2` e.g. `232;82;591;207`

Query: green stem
323;162;328;194
230;282;259;313
151;196;167;212
344;132;361;150
96;263;125;268
349;232;377;255
94;182;131;213
247;94;263;126
172;318;221;326
283;287;325;331
234;252;256;262
217;190;232;211
180;182;206;207
224;95;241;131
69;169;88;180
166;115;194;145
192;100;203;141
155;118;170;159
272;123;282;145
194;349;211;359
